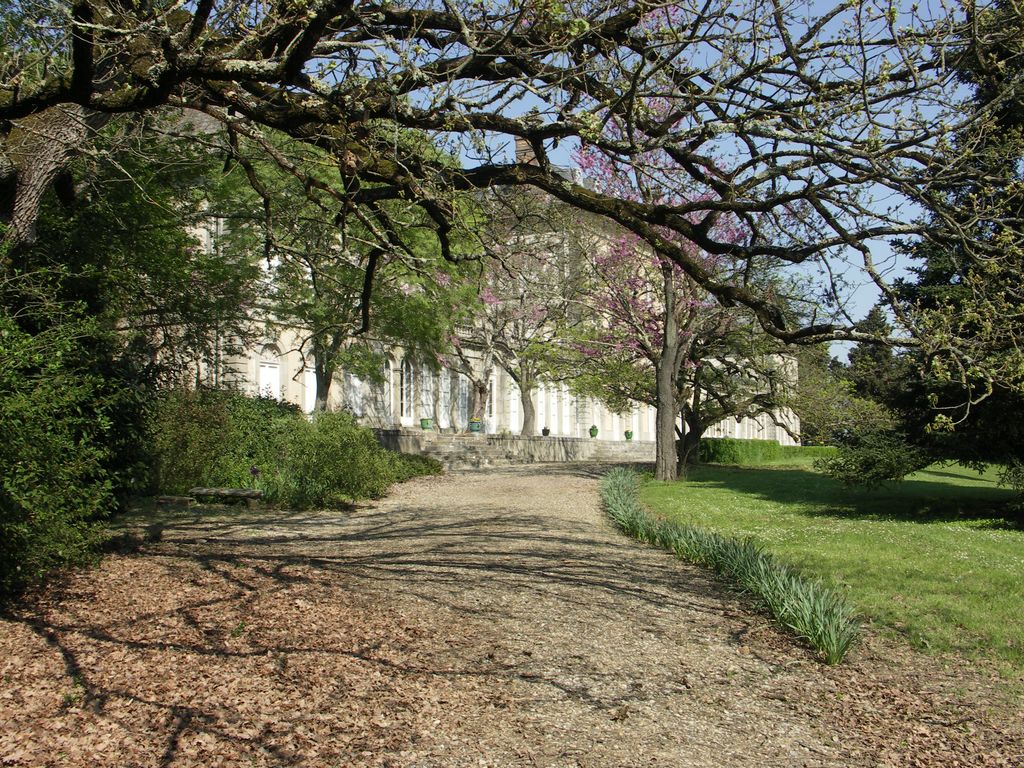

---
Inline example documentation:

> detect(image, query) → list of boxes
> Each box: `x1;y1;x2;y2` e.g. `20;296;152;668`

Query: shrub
0;313;114;596
148;391;441;508
600;467;860;664
997;459;1024;509
781;444;839;460
267;411;400;506
264;411;442;507
147;389;301;493
391;453;445;483
698;438;837;465
814;429;930;488
699;437;781;464
147;389;230;494
214;393;302;489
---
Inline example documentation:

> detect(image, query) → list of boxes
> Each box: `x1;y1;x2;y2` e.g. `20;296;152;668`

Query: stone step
376;428;659;469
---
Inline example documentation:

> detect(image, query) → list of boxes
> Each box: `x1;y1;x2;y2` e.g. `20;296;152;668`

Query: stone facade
199;327;800;447
376;429;658;469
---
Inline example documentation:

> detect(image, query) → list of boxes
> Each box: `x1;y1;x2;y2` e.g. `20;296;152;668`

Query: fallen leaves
2;473;1022;768
0;556;451;767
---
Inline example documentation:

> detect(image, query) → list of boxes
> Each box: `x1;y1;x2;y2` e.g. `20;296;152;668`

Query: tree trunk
314;361;333;412
447;370;461;429
513;367;538;436
428;370;440;424
470;380;489;422
1;106;109;252
654;263;680;481
520;386;537;436
654;357;679;481
678;385;704;471
678;421;702;470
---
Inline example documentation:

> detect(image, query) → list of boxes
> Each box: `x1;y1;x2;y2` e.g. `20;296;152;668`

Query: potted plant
589;424;599;438
420;417;434;430
468;417;483;433
541;426;551;436
624;430;633;441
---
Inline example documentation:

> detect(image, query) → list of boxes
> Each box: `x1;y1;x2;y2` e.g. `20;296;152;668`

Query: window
421;364;434;414
346;372;364;417
561;385;572;435
457;376;469;427
381;360;393;420
400;358;415;419
258;345;281;400
438;370;452;429
303;367;317;413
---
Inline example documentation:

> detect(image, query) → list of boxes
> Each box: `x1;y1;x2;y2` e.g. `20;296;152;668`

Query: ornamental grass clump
600;467;859;664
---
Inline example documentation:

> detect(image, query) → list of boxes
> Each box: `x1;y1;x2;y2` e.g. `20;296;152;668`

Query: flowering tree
570;229;794;479
570;135;799;479
1;0;1011;358
446;312;497;428
453;188;588;435
5;0;1024;464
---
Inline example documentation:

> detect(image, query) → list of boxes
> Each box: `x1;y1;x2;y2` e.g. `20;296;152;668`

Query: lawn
640;463;1024;672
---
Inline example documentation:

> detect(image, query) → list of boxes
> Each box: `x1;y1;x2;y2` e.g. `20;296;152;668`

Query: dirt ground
1;464;1022;767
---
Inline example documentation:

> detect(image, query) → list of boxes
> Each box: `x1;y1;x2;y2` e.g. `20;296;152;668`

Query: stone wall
375;429;655;469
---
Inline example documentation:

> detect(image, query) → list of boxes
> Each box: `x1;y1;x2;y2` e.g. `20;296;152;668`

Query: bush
147;389;230;494
267;411;442;507
699;437;781;464
267;411;402;506
698;437;836;465
148;391;440;508
0;313;114;596
215;393;302;489
814;429;930;488
391;452;445;483
147;389;300;493
600;468;860;664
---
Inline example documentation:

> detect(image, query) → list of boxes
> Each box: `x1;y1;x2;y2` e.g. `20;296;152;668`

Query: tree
0;109;302;592
787;344;895;447
565;130;801;480
842;306;910;404
446;310;498;428
456;187;588;435
2;112;266;385
218;129;460;411
880;0;1024;471
1;0;1015;367
567;229;793;479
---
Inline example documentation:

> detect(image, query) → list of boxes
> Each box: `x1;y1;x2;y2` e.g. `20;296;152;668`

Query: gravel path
2;464;1021;767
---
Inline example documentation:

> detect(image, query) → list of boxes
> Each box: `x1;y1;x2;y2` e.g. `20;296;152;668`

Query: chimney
515;136;537;165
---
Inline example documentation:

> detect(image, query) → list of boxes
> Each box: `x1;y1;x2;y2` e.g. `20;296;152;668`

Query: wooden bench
187;487;263;508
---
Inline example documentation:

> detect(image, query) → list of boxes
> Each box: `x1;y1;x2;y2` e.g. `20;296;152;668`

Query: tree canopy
2;0;1019;371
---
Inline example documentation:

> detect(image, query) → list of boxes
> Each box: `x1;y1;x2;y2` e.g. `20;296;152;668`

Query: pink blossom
478;286;501;306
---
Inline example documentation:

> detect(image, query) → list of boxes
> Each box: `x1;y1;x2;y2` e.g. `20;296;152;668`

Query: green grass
640;463;1024;673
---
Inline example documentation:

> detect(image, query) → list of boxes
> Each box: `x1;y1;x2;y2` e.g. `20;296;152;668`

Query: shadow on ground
680;464;1021;528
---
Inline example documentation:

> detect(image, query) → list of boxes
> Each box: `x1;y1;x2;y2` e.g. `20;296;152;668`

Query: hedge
698;437;837;465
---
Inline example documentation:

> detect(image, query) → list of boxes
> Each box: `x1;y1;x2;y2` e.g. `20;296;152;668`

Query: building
201;327;798;446
186;131;799;449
